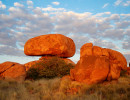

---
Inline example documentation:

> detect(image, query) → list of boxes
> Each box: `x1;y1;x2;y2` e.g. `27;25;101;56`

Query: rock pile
68;43;128;84
24;34;76;71
0;34;76;81
0;34;129;83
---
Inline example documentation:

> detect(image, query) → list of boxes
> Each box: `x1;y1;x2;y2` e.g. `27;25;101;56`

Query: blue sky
0;0;130;65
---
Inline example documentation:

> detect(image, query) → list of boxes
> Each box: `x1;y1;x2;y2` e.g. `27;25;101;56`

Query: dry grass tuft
0;75;130;100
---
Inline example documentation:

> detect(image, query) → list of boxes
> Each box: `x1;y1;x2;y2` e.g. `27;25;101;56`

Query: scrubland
0;74;130;100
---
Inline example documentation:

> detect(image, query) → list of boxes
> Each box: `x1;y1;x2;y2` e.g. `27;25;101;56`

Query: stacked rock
0;34;76;81
69;43;127;84
24;34;76;71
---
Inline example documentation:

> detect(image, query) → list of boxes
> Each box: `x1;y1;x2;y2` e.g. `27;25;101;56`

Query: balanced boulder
24;34;76;58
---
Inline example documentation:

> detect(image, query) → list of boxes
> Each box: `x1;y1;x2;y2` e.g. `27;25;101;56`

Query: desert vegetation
26;56;74;80
0;75;130;100
0;34;130;100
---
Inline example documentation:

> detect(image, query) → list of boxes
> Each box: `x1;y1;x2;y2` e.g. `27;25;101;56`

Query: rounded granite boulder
24;34;76;58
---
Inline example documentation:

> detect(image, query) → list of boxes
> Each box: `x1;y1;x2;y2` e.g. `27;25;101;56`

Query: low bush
26;56;74;80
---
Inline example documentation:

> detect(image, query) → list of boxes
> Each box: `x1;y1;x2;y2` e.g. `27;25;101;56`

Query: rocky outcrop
70;56;109;84
24;34;76;58
24;60;43;71
69;43;127;84
0;62;26;81
107;49;127;80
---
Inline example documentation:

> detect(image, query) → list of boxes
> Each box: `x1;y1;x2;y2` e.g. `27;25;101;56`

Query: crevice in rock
0;64;15;74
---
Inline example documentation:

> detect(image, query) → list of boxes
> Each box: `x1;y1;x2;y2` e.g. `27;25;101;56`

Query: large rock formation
107;49;127;80
70;56;109;84
0;62;26;81
24;34;76;58
69;43;127;84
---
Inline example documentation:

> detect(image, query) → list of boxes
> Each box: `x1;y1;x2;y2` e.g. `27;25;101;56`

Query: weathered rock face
70;56;109;84
0;62;26;81
107;49;127;80
69;43;127;84
0;62;15;74
24;60;42;71
80;43;93;57
24;34;76;58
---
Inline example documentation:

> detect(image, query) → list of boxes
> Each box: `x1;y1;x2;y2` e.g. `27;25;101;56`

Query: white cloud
52;2;60;6
0;45;24;56
14;2;24;7
116;21;130;28
0;1;6;9
107;14;120;21
102;3;109;8
93;39;119;50
123;1;130;6
114;0;130;7
103;29;125;39
0;2;130;63
27;0;33;5
42;6;66;12
27;0;33;8
120;14;130;18
97;22;113;31
114;0;122;6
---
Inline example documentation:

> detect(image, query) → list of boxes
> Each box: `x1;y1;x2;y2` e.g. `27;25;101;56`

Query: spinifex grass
0;75;130;100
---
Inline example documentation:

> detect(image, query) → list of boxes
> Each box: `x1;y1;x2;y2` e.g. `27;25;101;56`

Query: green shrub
26;56;74;80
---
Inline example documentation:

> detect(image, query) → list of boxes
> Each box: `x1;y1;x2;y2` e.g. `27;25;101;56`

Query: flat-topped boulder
24;34;76;58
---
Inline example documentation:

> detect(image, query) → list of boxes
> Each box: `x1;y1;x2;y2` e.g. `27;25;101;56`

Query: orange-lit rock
93;46;102;56
70;56;109;84
107;49;127;80
107;49;127;70
24;34;76;57
80;43;93;57
0;62;26;81
67;43;128;84
102;48;109;57
0;61;15;74
24;60;43;71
